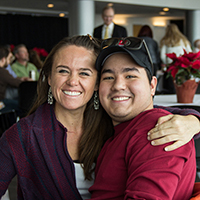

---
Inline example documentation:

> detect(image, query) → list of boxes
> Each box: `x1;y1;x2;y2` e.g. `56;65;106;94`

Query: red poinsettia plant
166;49;200;85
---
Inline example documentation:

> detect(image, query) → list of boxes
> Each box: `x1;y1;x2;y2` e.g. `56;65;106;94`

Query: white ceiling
0;0;186;18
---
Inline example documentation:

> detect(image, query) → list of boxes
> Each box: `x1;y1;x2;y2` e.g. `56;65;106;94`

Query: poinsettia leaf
193;51;200;60
172;68;179;78
167;50;200;81
183;52;195;60
167;65;176;72
192;60;200;69
178;57;191;66
166;52;177;61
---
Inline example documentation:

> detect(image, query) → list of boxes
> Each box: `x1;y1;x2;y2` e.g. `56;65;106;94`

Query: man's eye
103;76;114;80
126;75;136;79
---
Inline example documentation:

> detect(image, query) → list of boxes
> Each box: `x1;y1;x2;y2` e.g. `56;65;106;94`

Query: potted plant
166;50;200;103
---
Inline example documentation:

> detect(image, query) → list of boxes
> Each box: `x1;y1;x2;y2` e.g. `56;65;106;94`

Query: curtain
0;14;68;52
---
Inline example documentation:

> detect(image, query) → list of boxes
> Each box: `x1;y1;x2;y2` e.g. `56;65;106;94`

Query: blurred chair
18;81;37;118
169;105;200;112
190;182;200;200
195;138;200;181
0;109;17;137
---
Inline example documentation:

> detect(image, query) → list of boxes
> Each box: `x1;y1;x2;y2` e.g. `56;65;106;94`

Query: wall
95;0;200;10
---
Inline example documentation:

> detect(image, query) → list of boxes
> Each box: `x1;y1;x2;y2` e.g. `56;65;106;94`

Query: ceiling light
47;4;54;8
59;13;65;17
107;3;113;7
163;7;169;12
159;11;166;15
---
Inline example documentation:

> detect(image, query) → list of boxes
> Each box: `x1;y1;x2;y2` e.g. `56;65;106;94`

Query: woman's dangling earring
48;87;53;105
94;91;99;110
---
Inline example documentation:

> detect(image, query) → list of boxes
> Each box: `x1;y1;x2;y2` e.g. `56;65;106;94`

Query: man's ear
0;57;6;67
150;76;157;96
15;53;19;59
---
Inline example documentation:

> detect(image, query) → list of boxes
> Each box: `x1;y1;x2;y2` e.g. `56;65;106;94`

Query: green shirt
11;61;40;80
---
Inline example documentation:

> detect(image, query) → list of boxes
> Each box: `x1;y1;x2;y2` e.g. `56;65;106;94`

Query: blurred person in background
193;39;200;53
0;46;29;113
4;44;16;78
93;6;127;40
160;24;192;93
29;49;43;72
160;24;192;65
138;25;161;76
11;44;40;80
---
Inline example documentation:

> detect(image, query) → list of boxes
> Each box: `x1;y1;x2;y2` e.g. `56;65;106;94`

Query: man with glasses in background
89;37;196;200
11;44;39;80
93;6;127;40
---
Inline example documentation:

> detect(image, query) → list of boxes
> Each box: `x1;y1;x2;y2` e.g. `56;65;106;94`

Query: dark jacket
0;67;22;100
93;23;127;40
0;103;82;199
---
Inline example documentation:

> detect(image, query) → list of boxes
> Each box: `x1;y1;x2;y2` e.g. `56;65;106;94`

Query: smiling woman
48;45;98;113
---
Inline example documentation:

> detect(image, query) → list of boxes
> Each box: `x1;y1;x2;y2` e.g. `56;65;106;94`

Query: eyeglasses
101;37;154;71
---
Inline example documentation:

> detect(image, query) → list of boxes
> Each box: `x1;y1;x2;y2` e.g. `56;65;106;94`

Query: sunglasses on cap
101;37;154;71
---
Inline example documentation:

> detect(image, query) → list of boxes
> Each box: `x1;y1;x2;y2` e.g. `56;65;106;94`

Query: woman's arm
148;106;200;151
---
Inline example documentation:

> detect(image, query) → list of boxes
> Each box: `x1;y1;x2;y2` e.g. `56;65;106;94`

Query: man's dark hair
13;44;26;55
0;46;9;60
145;68;153;84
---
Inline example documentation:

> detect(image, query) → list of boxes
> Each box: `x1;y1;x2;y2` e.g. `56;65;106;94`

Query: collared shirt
102;22;114;39
11;61;40;80
5;64;17;78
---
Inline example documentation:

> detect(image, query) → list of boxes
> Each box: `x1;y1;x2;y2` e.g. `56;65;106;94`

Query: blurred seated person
137;25;161;76
193;39;200;53
11;44;40;80
0;46;30;113
3;45;19;100
160;24;192;94
4;44;17;78
29;49;43;72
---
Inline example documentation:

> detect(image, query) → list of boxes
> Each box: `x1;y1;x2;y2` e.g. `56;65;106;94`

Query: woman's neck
54;104;84;134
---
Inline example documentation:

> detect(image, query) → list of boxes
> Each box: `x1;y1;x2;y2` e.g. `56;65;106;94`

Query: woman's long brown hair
28;35;114;180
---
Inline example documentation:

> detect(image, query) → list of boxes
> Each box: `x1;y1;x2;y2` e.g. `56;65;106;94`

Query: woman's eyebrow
56;65;69;69
56;66;93;73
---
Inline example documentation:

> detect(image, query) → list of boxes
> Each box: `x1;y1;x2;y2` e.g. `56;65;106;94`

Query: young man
93;6;127;40
89;37;196;199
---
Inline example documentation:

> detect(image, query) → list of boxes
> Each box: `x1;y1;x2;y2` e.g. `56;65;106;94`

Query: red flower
182;49;200;61
10;44;15;52
166;52;177;61
192;60;200;70
166;49;200;84
167;65;178;78
33;47;48;57
178;57;191;68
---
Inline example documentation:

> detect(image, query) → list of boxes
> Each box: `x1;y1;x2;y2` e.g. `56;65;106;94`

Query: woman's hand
147;114;200;151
